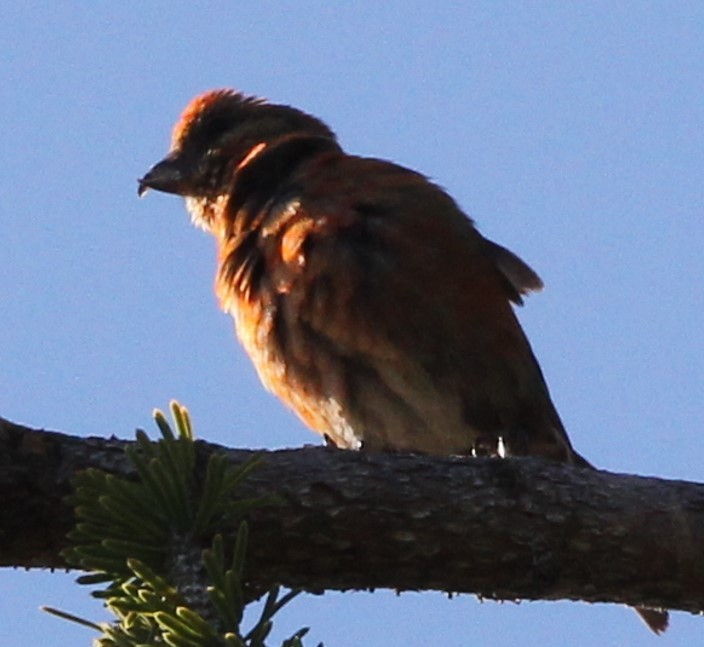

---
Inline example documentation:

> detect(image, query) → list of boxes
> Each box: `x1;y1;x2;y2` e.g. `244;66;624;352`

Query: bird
138;88;668;633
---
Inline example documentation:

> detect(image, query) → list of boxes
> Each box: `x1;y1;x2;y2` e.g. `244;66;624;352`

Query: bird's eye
198;116;233;146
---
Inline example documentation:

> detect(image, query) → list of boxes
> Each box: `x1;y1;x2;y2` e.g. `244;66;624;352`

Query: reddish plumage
139;89;668;633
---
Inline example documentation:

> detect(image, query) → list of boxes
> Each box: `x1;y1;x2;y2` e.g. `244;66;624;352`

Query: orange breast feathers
210;150;570;459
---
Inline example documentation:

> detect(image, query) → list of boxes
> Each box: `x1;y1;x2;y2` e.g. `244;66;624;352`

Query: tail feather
569;449;669;634
636;607;669;634
569;450;594;469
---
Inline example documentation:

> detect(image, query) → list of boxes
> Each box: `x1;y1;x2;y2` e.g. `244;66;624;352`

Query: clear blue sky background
1;3;702;645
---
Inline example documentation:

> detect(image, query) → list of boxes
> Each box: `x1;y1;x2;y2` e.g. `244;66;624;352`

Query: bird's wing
482;239;543;305
254;153;577;461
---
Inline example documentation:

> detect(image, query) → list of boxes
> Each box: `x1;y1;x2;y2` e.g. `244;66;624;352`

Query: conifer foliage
45;402;319;647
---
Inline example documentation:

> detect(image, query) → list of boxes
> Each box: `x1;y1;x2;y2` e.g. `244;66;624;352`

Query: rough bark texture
1;416;703;617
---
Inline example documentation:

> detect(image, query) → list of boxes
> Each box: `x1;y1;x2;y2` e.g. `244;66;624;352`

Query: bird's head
138;89;336;229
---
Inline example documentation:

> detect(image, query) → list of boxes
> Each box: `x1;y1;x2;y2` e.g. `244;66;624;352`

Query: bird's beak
138;155;187;197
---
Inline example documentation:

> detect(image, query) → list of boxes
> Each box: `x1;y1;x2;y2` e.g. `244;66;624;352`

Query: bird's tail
569;449;669;634
569;450;594;469
635;607;669;634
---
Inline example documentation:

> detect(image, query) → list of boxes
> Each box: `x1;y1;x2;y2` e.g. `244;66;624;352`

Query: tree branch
1;416;702;616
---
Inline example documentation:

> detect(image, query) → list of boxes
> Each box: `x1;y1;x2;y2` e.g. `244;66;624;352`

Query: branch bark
1;416;703;617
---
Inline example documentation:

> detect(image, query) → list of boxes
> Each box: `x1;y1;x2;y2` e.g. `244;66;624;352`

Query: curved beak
138;155;187;197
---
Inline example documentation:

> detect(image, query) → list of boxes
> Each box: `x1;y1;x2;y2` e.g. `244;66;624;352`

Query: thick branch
1;416;703;616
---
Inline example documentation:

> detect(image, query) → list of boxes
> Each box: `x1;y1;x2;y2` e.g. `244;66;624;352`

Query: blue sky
1;3;702;645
